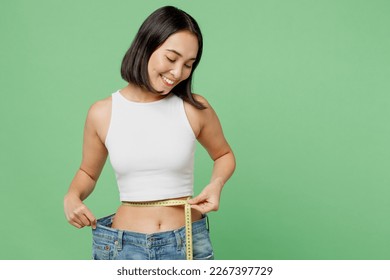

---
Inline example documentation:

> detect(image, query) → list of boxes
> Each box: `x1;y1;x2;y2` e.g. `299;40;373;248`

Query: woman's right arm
64;100;110;229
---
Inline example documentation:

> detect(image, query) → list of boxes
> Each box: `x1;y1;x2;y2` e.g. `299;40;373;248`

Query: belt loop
116;230;123;251
173;230;183;251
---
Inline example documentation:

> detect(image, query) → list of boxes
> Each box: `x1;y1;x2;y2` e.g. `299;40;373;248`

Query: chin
158;86;174;95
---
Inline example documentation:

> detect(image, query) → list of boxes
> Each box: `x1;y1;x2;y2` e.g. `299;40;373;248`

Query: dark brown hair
121;6;205;109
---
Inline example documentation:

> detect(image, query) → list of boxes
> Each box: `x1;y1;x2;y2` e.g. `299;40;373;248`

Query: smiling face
147;30;199;95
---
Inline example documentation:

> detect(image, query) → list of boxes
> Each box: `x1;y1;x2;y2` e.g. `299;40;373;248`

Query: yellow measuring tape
122;197;193;260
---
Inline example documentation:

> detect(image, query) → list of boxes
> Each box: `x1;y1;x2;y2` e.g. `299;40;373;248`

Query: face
148;30;199;94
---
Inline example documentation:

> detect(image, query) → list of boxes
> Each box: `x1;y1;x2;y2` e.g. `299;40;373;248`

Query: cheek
148;55;164;74
154;62;169;76
182;69;192;81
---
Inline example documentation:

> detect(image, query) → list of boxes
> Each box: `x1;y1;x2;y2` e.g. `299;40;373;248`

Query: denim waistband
93;213;209;248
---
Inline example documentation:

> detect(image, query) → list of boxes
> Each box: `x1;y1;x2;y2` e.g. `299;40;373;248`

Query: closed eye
166;55;193;69
166;56;176;63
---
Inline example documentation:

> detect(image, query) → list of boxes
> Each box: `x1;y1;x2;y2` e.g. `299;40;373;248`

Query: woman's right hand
64;194;97;229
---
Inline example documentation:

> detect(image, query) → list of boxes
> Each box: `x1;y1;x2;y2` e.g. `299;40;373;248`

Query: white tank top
105;90;196;202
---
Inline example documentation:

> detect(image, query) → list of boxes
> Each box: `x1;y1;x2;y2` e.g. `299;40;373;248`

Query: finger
190;204;205;214
71;213;88;227
91;218;97;229
193;200;219;213
82;207;97;229
188;194;206;205
71;205;96;228
191;202;212;214
77;214;92;227
68;208;89;228
68;218;84;229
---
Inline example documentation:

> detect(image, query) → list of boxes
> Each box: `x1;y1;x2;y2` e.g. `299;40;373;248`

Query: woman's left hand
188;179;224;214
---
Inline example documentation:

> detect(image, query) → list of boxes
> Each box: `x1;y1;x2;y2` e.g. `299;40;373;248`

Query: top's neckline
117;90;172;105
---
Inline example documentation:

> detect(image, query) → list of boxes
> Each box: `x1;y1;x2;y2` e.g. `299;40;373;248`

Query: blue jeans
92;214;214;260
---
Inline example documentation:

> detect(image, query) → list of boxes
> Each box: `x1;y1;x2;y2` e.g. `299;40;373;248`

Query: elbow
214;148;236;170
79;167;99;183
229;150;236;173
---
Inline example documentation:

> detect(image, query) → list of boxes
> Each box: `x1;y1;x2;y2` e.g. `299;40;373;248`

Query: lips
161;75;175;86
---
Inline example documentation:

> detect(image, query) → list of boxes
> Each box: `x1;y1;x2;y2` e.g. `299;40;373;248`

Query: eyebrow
166;49;196;61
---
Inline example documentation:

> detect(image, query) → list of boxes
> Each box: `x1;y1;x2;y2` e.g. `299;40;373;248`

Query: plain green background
1;0;389;259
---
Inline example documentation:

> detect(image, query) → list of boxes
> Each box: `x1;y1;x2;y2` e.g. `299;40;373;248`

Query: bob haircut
121;6;206;109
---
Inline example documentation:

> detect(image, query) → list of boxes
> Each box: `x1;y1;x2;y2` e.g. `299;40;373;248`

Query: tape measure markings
122;198;193;260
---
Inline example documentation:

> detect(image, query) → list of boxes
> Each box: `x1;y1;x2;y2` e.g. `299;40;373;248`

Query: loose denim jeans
92;214;214;260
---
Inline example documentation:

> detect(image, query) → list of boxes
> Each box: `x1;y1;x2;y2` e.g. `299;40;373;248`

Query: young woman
64;6;235;260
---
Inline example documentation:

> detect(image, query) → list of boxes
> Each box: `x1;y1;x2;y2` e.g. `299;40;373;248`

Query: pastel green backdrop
1;0;389;259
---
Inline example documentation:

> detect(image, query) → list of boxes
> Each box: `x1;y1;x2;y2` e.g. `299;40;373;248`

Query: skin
64;30;236;233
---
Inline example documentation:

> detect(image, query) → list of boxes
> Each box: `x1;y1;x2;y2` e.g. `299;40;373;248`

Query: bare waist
111;197;202;234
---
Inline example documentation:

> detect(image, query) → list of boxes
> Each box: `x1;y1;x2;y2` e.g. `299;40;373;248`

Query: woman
64;6;235;260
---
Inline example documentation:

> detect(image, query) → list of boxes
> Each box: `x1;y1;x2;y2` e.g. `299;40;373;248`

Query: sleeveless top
105;90;196;202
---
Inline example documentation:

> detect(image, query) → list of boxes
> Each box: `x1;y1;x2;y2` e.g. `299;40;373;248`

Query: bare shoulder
191;93;217;119
185;93;213;115
184;93;218;138
88;96;112;115
87;96;112;126
193;93;211;108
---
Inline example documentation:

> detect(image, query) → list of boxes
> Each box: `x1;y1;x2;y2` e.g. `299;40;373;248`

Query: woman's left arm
188;96;236;214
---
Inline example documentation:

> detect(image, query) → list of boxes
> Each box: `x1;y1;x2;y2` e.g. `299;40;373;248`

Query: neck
120;83;169;103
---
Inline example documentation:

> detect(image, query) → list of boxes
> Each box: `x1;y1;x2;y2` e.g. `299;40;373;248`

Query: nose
170;65;183;80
